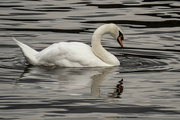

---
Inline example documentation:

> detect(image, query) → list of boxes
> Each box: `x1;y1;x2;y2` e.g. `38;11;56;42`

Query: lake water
0;0;180;120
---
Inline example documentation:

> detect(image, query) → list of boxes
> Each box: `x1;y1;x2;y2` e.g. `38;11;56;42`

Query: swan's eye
119;31;124;41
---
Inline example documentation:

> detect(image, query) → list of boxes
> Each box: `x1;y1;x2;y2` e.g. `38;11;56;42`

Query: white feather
13;24;123;67
13;37;38;65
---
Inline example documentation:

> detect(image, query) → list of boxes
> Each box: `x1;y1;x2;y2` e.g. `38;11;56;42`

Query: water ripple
0;0;180;119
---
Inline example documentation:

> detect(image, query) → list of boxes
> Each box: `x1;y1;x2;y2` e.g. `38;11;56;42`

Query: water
0;0;180;119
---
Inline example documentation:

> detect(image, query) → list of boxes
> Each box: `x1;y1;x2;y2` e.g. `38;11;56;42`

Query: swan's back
36;42;109;67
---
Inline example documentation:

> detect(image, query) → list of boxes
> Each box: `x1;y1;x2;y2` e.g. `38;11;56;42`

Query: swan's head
93;23;124;48
108;24;124;48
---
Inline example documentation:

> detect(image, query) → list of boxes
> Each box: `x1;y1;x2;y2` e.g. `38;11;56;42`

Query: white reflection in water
15;66;123;98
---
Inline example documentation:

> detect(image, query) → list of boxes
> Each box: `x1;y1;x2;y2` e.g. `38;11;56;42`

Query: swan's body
13;24;124;67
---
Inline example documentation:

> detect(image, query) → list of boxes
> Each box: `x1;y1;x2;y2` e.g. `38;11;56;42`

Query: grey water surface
0;0;180;120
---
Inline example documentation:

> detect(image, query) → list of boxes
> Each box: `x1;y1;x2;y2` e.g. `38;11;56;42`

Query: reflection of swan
91;67;123;98
13;24;124;67
108;79;123;98
15;66;122;98
15;67;100;90
91;67;118;98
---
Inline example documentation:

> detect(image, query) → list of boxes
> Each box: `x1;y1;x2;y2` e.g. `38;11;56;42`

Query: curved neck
91;25;119;66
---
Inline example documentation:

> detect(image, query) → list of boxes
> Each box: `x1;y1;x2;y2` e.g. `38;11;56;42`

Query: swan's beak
117;36;123;48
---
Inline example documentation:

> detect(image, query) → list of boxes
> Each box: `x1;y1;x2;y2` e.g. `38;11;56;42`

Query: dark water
0;0;180;119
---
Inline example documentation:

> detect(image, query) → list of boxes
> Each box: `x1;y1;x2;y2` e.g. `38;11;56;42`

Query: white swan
13;24;124;67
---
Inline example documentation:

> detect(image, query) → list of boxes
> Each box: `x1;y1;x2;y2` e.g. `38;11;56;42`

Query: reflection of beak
118;36;123;48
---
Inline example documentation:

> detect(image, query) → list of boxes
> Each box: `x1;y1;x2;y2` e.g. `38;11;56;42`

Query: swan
13;24;124;67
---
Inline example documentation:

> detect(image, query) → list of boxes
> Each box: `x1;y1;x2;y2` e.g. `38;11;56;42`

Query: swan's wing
36;42;107;67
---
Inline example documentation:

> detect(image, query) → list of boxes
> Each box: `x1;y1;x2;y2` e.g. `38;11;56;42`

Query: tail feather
13;37;38;65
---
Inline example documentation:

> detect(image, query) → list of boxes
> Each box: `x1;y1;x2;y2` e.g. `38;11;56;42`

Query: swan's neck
91;25;120;66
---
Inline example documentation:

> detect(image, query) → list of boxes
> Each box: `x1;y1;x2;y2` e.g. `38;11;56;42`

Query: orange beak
118;36;123;48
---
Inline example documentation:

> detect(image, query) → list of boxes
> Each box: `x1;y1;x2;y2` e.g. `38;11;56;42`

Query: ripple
0;0;180;119
83;20;180;28
86;3;172;9
13;7;74;12
2;28;88;33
